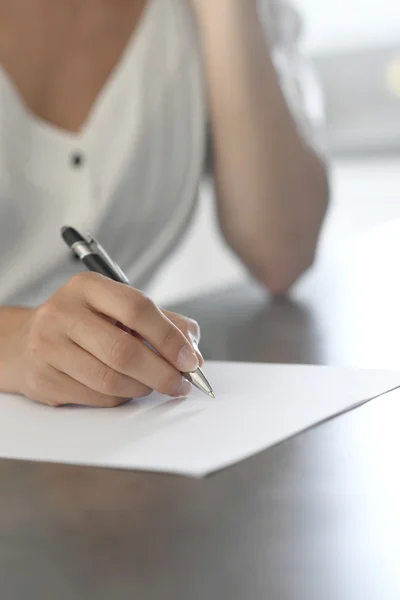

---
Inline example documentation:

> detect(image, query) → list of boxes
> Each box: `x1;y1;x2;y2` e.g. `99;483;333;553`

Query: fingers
163;310;201;343
73;274;200;374
47;339;152;399
20;274;200;407
24;365;130;408
66;310;192;398
162;310;203;366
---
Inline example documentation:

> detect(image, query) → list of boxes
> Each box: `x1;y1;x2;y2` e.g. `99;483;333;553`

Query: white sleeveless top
0;0;325;306
0;0;206;305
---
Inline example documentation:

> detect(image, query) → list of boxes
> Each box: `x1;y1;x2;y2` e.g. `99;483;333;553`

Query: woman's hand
161;308;202;356
11;273;203;407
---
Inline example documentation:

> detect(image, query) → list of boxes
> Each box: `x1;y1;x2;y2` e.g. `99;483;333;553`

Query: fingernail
176;380;192;398
177;346;199;372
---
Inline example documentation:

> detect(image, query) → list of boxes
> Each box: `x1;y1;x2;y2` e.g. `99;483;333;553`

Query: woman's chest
0;0;206;302
0;0;148;133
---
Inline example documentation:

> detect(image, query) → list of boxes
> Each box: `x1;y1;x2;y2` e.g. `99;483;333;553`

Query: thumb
162;310;203;365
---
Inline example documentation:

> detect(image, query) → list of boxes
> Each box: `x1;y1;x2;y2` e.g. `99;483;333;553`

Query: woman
0;0;329;406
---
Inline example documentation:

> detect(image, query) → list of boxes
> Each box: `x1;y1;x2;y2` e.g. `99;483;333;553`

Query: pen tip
209;392;216;399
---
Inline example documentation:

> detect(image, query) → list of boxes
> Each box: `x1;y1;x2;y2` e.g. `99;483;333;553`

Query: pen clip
84;232;130;284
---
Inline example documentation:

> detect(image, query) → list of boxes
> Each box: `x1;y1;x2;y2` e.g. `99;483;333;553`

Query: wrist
0;306;33;394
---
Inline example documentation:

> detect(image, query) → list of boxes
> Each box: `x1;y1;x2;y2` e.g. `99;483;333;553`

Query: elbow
224;204;327;296
260;165;330;294
262;256;315;297
219;154;330;295
221;225;322;295
247;243;317;296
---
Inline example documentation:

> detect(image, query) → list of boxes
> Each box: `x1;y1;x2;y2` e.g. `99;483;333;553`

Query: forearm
0;306;31;393
194;0;329;292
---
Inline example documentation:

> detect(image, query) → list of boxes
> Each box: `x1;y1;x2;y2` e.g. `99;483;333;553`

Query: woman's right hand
12;273;202;407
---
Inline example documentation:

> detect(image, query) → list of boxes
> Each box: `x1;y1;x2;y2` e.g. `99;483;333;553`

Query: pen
61;226;215;399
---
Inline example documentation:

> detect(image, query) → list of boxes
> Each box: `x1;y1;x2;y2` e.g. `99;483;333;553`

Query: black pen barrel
81;253;122;282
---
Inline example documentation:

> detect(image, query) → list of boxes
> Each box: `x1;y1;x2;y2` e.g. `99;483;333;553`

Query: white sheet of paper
0;362;398;477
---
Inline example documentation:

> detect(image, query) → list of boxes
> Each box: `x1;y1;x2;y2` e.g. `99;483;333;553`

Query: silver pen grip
184;368;214;398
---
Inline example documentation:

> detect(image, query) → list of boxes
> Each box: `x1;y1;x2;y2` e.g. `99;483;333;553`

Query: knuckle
34;301;60;327
27;307;60;357
161;323;178;349
67;271;97;290
32;305;64;343
109;336;136;371
66;272;103;302
97;366;121;396
131;292;155;321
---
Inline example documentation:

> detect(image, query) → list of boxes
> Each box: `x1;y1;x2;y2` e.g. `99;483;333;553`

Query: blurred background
149;0;400;305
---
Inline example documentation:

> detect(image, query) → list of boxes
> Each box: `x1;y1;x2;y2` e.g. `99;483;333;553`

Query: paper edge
2;384;398;479
194;383;400;477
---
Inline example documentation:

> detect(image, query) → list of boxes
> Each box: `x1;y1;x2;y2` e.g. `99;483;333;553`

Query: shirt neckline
0;0;157;144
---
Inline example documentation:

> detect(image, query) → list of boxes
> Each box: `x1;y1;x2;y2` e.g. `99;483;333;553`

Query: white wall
296;0;400;54
296;0;400;153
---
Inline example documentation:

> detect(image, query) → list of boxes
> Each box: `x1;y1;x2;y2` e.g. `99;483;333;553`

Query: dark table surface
2;222;400;599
